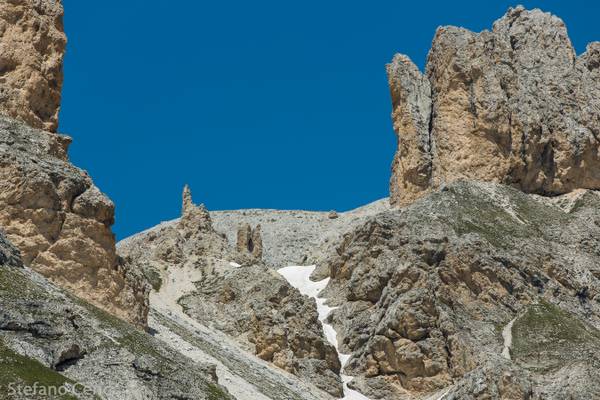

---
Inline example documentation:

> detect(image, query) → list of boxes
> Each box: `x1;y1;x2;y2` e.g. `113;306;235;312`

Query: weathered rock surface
321;180;600;399
0;116;148;327
179;265;343;397
0;0;66;132
236;223;263;261
388;6;600;206
0;231;233;400
118;186;344;396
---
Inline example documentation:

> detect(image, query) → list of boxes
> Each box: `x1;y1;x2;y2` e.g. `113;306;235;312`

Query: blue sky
60;0;600;239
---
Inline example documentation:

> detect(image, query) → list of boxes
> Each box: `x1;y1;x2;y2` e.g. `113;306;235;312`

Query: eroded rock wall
321;181;600;398
0;116;149;327
0;0;66;132
388;6;600;206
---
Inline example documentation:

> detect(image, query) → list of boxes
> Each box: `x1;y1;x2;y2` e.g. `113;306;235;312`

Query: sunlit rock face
0;116;149;328
0;0;66;132
388;6;600;207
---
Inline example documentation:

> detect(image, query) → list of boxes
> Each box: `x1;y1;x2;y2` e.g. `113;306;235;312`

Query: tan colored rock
236;222;263;261
0;0;66;132
387;54;432;207
388;6;600;206
179;184;213;237
0;116;149;327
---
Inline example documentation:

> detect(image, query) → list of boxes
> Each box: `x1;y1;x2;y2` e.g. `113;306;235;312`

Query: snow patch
278;265;371;400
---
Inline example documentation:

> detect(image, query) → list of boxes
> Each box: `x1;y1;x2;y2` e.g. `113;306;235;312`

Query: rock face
179;266;343;397
236;223;263;261
0;116;149;327
388;6;600;206
0;232;233;400
118;186;344;396
321;180;600;399
0;0;66;132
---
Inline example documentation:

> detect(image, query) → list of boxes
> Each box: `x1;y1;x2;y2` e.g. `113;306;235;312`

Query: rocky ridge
388;6;600;207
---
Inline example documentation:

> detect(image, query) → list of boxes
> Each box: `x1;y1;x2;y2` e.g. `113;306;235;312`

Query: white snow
501;318;516;360
229;262;241;268
278;265;371;400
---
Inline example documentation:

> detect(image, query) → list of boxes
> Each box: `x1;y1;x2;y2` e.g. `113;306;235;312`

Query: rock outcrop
236;223;263;261
321;180;600;399
179;265;343;397
118;186;344;396
0;0;66;132
0;231;233;400
388;6;600;206
0;116;149;327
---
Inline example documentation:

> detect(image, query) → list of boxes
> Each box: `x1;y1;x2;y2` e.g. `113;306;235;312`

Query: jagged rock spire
182;184;194;215
388;6;600;207
179;184;212;236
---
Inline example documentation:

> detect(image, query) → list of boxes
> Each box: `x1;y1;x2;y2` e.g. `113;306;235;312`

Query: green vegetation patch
205;383;231;400
0;340;78;399
511;301;600;372
438;183;570;249
142;267;163;292
0;267;47;300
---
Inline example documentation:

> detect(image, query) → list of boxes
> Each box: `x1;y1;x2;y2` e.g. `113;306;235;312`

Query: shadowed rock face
0;0;66;132
388;6;600;207
0;116;149;327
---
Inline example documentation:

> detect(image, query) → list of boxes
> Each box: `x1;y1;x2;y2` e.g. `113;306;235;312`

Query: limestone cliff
0;116;149;327
0;0;66;132
0;0;148;327
388;6;600;206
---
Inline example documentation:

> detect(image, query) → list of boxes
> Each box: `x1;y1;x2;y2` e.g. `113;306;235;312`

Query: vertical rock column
236;223;263;262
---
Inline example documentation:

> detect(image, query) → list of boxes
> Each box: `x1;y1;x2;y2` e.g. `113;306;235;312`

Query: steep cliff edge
388;6;600;206
0;0;148;327
0;116;149;327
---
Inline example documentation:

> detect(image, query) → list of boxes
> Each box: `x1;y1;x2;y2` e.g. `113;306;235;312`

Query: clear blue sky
60;0;600;239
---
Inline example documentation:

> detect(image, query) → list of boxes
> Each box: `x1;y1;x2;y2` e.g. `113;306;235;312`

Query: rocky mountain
321;181;600;399
2;2;600;400
118;187;346;397
388;6;600;207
